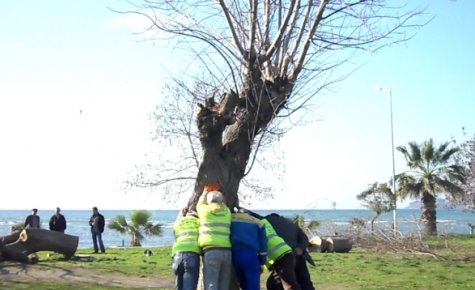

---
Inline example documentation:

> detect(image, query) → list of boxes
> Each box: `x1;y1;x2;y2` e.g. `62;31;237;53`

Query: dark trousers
295;255;315;290
266;252;301;290
92;231;105;253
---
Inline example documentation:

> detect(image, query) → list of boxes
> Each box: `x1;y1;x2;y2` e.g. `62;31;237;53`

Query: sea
1;209;473;249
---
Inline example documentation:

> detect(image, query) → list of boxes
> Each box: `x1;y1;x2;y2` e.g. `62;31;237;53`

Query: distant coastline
1;209;473;249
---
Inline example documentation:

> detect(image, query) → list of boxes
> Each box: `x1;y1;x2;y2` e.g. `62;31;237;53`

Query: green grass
1;236;474;289
314;249;474;289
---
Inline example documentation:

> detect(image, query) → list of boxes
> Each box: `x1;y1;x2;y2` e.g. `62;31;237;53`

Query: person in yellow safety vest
197;183;232;290
172;207;201;290
262;218;302;290
264;213;315;290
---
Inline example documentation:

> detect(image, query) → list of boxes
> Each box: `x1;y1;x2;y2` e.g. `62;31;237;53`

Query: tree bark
189;71;291;210
421;193;437;236
0;230;21;245
0;229;79;263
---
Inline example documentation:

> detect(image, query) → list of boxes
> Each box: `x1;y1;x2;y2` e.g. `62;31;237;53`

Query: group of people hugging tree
172;183;315;290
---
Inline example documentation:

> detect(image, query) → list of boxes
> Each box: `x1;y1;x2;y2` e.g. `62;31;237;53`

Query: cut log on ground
1;230;21;245
309;236;353;253
326;237;353;253
0;228;79;263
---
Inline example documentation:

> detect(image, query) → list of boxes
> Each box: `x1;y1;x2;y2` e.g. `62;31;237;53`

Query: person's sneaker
92;251;98;254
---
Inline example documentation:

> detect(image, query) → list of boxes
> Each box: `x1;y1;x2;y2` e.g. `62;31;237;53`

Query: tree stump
0;228;79;263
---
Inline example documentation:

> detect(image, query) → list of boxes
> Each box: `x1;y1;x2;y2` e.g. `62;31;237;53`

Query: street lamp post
374;86;397;235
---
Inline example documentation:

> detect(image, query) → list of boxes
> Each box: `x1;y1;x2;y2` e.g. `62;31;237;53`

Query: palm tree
357;182;394;233
396;139;465;236
108;210;162;246
291;214;320;237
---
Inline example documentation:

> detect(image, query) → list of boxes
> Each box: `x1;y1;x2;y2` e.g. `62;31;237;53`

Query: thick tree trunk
0;229;79;263
189;58;292;210
421;193;437;236
1;230;21;244
190;59;292;290
190;91;254;209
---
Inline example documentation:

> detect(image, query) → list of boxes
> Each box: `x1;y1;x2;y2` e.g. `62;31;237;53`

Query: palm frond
143;222;163;236
423;138;435;162
107;215;129;234
131;210;152;227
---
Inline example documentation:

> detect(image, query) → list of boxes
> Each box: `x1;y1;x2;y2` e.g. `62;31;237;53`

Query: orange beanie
203;182;221;193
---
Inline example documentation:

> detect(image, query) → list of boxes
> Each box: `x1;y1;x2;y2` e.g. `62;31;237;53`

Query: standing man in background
49;207;67;233
24;208;40;228
89;206;106;254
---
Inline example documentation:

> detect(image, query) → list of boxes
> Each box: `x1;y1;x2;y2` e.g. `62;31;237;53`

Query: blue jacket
231;212;268;264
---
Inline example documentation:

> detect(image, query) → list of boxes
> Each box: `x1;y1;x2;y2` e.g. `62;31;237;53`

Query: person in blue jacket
231;209;268;290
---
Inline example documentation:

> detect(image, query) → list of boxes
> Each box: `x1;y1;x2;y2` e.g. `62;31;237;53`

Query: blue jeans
203;248;232;290
92;231;105;253
172;252;200;290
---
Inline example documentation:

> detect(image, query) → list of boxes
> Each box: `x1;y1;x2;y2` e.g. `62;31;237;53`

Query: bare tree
357;182;394;232
127;79;281;204
121;1;428;209
450;129;475;211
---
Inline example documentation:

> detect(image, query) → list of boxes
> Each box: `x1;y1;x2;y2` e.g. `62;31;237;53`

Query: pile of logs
0;228;79;263
309;236;353;253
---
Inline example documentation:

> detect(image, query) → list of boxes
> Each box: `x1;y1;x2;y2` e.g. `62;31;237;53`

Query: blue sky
1;1;474;210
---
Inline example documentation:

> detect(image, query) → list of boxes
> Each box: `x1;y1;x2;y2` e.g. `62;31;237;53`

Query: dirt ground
0;263;173;289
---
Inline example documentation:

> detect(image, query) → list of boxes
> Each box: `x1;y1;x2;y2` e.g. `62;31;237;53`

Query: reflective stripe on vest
199;207;231;248
176;231;199;239
172;216;201;255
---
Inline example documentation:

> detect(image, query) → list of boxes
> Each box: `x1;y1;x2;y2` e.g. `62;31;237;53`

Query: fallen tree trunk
0;229;79;263
326;237;353;253
309;236;353;253
1;230;21;245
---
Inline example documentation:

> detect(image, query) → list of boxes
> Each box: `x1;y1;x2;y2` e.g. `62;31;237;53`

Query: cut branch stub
218;90;239;125
197;92;239;148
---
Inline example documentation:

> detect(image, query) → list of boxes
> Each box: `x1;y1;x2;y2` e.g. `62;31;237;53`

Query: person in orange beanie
197;183;232;290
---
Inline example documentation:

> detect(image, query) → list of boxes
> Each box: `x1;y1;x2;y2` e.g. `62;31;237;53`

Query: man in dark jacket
49;207;67;233
264;213;315;290
245;210;315;290
89;206;106;253
24;208;41;228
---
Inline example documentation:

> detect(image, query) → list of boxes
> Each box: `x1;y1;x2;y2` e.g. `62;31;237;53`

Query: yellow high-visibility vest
198;205;231;249
172;216;201;255
262;219;292;268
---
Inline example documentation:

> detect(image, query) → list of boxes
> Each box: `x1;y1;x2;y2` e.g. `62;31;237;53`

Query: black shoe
92;251;98;254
